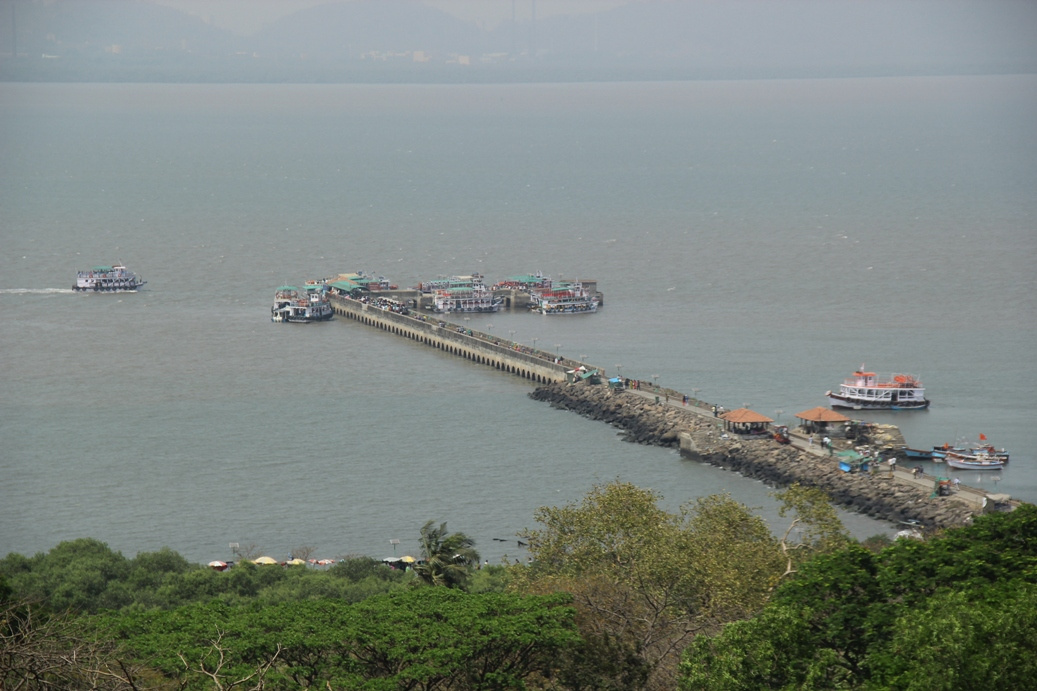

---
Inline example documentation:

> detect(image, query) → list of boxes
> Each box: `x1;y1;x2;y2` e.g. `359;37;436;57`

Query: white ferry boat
74;264;146;292
530;281;599;315
271;285;333;323
826;367;930;410
431;285;502;313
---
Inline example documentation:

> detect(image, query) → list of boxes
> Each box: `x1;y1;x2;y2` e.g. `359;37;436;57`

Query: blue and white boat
74;264;146;292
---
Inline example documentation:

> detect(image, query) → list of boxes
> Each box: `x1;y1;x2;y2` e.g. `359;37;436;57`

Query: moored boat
902;447;934;461
945;449;1005;471
933;439;1008;464
432;286;502;313
421;273;502;313
271;285;333;323
529;281;599;315
74;264;146;292
826;367;929;410
491;272;552;292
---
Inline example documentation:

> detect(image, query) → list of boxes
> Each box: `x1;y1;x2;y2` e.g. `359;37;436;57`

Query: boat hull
946;457;1004;471
537;302;598;315
828;393;930;410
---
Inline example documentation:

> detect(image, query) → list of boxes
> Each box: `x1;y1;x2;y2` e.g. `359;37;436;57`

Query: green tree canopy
514;481;826;690
679;504;1037;690
413;520;480;589
96;588;578;689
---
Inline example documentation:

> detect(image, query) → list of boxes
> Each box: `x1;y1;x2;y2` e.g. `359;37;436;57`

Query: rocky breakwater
529;383;976;532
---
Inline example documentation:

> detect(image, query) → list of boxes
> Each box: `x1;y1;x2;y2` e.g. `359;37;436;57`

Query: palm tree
413;520;480;588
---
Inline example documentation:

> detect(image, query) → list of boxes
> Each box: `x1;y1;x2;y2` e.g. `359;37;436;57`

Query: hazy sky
150;0;629;35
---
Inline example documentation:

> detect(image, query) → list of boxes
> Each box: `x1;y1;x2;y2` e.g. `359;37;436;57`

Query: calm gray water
2;76;1035;564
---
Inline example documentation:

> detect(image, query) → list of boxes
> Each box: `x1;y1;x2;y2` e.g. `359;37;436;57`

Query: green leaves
413;520;481;589
518;482;794;689
680;504;1037;690
91;589;578;689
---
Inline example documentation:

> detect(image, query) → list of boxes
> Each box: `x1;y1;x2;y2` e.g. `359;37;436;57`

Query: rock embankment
530;383;976;532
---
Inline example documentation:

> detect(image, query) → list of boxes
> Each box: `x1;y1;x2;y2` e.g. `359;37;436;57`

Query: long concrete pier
329;293;1020;530
329;295;571;384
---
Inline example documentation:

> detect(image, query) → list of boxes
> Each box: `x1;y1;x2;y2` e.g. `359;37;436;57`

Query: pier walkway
330;293;1014;515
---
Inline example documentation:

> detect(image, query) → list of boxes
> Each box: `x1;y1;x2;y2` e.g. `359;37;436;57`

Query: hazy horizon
2;0;1036;83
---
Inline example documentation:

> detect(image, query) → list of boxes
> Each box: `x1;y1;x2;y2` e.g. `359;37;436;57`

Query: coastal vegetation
3;485;1036;689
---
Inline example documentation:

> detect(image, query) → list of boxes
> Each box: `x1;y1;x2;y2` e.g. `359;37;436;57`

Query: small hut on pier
795;406;850;435
719;408;774;435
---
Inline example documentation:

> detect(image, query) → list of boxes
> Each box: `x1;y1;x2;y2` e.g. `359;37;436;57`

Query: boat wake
0;288;75;294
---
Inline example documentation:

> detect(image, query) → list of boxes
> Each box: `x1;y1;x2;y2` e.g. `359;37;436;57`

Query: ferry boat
431;285;502;313
826;367;929;410
420;273;502;313
529;281;599;315
491;272;552;292
271;285;333;323
73;264;146;292
419;273;488;294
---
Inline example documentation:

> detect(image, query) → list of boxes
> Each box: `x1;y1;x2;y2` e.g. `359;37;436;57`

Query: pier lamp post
389;539;399;556
555;344;562;360
616;364;622;378
509;329;515;343
580;354;587;363
463;316;470;331
487;323;493;338
652;374;659;389
532;337;538;351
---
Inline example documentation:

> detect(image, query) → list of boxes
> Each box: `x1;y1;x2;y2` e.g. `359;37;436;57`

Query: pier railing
328;295;569;384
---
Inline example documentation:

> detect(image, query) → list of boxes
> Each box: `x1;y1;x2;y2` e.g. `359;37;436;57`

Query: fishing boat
73;264;146;292
933;439;1008;464
826;367;930;410
902;447;934;461
529;281;599;315
271;285;333;323
945;448;1005;471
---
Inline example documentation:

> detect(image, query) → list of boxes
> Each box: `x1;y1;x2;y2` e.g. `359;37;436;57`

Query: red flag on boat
979;433;987;441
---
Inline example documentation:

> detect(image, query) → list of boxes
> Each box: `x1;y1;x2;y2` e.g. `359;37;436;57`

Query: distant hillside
254;1;482;57
2;0;1035;83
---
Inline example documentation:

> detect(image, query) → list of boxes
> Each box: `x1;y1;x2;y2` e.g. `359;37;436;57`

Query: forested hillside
3;485;1035;689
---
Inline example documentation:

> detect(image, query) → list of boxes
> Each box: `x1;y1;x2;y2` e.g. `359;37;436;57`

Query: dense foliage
4;493;1036;689
0;540;411;614
89;588;579;690
511;482;849;690
679;503;1037;690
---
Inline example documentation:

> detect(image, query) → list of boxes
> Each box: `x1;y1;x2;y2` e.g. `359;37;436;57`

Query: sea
2;75;1035;566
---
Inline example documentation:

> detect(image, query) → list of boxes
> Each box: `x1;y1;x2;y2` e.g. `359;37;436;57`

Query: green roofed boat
271;285;333;323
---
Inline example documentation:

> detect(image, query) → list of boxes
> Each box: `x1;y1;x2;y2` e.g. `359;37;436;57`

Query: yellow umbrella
253;556;278;565
400;555;416;563
287;558;307;566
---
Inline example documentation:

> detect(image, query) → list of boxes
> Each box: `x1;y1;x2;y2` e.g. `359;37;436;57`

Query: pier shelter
719;408;774;435
795;406;850;435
